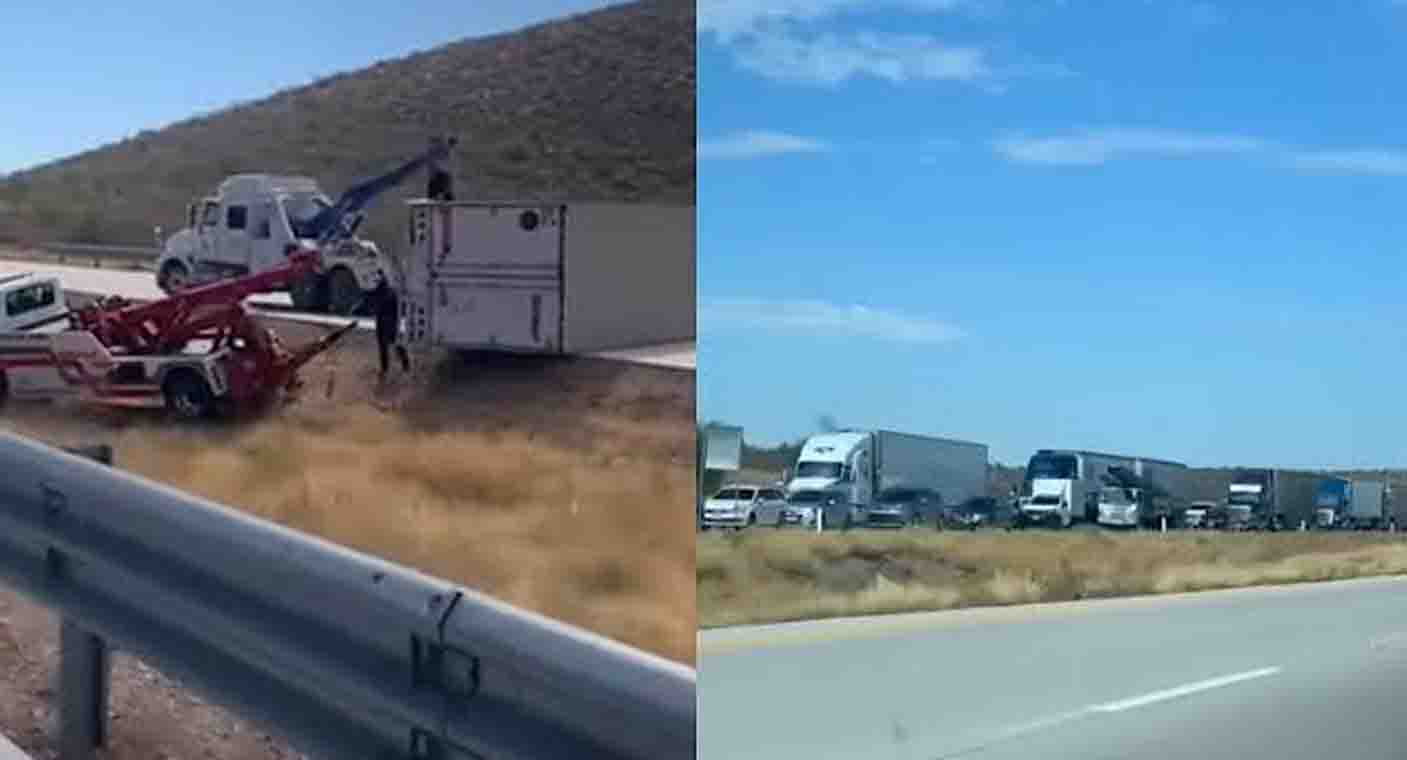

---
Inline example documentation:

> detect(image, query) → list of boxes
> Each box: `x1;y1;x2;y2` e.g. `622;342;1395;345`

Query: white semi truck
155;139;455;314
1313;477;1388;530
394;201;695;355
1220;468;1320;531
783;430;988;530
1016;449;1188;529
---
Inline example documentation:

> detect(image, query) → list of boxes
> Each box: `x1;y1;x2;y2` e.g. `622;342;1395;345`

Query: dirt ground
0;316;695;757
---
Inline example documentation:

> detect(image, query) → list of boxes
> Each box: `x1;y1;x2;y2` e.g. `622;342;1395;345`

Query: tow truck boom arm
300;137;457;244
74;249;323;354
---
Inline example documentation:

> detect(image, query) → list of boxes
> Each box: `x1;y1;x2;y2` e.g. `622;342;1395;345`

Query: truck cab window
252;203;273;239
5;283;56;316
201;203;220;227
226;205;248;231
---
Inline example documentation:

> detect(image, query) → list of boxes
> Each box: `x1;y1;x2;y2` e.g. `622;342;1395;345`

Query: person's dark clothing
428;168;454;202
369;280;410;375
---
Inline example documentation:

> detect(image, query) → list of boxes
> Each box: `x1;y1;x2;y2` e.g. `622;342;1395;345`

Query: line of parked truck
699;429;1398;533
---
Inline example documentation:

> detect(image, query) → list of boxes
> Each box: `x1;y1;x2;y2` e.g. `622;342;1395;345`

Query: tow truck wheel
326;268;363;315
289;273;328;312
162;371;214;419
158;260;189;293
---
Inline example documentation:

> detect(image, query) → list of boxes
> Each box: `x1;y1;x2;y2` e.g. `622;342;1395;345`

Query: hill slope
0;0;694;247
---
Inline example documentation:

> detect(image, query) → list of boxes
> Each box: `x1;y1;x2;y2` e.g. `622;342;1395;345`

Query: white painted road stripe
951;667;1285;757
1091;667;1281;713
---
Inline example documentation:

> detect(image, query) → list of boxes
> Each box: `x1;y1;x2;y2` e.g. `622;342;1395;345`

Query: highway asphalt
699;576;1407;759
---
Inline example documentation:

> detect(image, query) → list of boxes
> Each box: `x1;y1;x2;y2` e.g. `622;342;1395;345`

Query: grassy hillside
0;0;694;248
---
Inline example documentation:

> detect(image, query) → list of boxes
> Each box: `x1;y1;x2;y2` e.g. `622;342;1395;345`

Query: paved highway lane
0;259;696;370
699;576;1407;760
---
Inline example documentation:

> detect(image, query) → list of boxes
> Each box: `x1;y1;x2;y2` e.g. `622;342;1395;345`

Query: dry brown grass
698;529;1407;628
1;330;696;665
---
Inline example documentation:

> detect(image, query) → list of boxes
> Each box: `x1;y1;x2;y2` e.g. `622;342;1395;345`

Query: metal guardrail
29;243;156;268
0;433;695;760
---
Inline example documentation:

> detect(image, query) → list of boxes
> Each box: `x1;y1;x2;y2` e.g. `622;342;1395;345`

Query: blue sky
0;0;616;175
697;0;1407;469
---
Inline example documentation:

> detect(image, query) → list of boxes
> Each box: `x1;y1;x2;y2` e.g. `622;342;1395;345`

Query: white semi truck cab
784;432;872;529
155;139;456;315
155;174;387;314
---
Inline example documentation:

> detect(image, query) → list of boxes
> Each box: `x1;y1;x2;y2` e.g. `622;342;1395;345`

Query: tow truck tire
157;260;190;293
289;273;328;313
162;371;215;420
326;268;363;316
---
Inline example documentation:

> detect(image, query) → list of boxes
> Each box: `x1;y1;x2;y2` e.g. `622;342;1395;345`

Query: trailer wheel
158;260;190;293
326;268;363;315
289;273;328;312
162;371;215;420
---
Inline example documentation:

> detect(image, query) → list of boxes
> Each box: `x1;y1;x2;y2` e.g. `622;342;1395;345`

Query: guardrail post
59;621;109;760
56;445;114;760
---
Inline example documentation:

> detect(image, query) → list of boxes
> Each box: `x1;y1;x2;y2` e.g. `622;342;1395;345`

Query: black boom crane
293;136;458;245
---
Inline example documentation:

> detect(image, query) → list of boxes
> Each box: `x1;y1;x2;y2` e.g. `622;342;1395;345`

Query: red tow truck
0;247;357;419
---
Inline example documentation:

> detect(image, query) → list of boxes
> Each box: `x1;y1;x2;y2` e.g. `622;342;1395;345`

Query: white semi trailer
395;201;695;356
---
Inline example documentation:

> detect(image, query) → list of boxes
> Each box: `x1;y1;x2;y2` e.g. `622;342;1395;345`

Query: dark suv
938;497;1006;530
865;488;940;528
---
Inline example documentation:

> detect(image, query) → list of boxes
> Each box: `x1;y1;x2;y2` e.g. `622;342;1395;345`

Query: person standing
369;272;410;380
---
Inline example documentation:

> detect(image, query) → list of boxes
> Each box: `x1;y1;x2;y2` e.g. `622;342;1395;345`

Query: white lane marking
1091;666;1281;713
938;666;1283;758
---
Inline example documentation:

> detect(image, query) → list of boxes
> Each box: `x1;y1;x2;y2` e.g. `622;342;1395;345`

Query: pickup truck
0;271;76;404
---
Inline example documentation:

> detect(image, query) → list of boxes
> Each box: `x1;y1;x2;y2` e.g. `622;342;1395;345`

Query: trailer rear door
424;203;564;352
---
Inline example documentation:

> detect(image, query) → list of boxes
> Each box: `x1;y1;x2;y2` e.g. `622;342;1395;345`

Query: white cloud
698;0;973;41
698;130;829;160
700;298;965;344
734;31;994;85
698;0;1055;89
992;128;1270;165
1282;149;1407;176
991;127;1407;176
